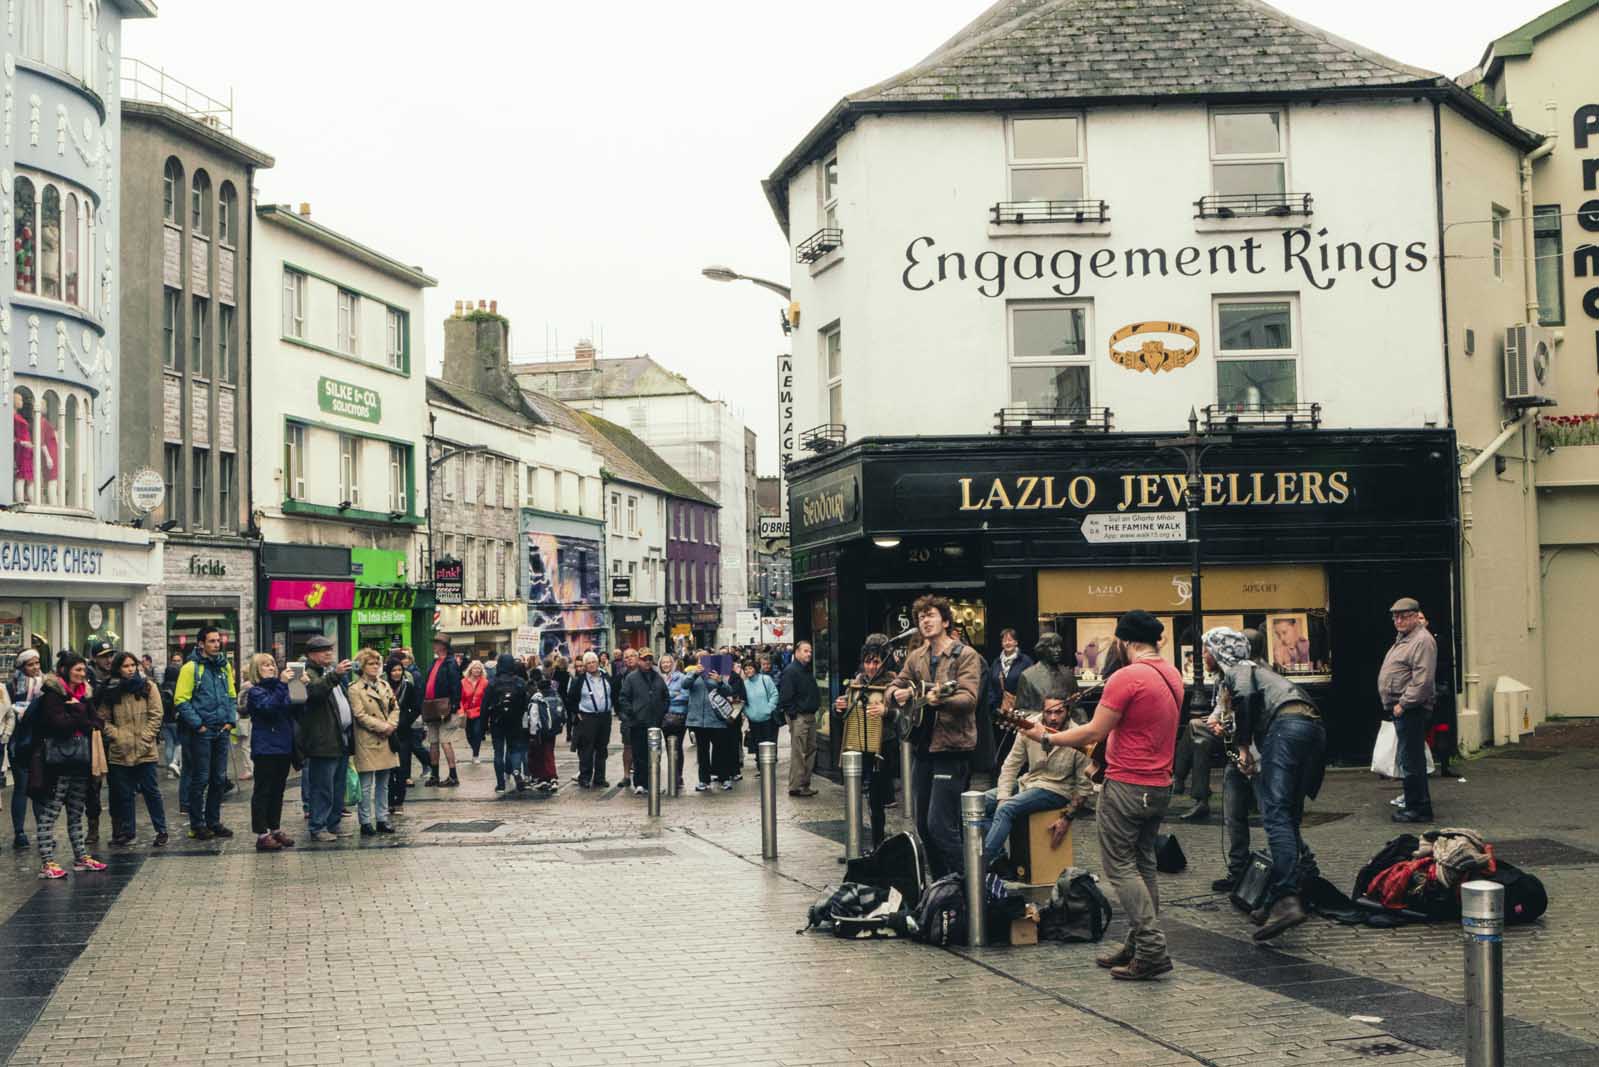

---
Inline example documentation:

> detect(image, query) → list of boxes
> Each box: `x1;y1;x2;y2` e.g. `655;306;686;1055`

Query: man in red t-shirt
1020;609;1182;980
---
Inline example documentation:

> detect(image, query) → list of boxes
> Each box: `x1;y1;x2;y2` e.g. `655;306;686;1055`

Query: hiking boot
1110;957;1173;981
423;776;441;787
1095;943;1135;969
443;773;460;787
1254;895;1309;942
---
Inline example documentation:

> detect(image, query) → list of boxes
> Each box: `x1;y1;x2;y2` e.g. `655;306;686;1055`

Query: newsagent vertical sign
777;352;793;517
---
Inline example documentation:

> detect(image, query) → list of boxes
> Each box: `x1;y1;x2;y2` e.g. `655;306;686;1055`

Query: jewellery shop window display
0;599;59;683
1037;563;1332;687
867;591;987;651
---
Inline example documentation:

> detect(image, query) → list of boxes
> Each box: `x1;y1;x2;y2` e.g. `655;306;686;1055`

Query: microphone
888;626;917;644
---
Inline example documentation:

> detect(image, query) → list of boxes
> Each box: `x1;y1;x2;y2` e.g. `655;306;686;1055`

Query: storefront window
0;598;59;683
167;608;239;677
68;601;124;659
272;614;341;665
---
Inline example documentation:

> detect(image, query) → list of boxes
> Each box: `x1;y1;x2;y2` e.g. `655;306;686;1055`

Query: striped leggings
35;775;90;865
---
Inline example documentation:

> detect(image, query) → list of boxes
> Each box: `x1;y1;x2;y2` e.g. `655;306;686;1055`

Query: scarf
998;650;1017;675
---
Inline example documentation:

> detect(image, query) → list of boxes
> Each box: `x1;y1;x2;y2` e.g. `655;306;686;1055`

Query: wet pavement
1;722;1596;1066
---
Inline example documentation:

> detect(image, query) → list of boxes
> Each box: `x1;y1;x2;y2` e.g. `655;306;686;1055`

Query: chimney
297;202;311;217
442;299;518;401
574;339;596;365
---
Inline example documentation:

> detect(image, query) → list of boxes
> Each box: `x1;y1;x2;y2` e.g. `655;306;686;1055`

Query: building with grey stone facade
119;75;272;668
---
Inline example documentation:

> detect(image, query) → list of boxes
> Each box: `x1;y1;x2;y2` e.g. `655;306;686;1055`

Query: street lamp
702;265;793;336
1161;408;1231;719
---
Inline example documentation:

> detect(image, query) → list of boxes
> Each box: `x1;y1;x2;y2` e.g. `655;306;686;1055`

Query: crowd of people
0;628;808;876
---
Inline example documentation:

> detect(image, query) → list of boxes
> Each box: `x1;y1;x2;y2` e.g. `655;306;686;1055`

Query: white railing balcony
120;58;233;133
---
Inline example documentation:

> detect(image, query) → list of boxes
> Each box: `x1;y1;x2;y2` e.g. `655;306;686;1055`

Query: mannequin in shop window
13;390;34;503
39;397;59;505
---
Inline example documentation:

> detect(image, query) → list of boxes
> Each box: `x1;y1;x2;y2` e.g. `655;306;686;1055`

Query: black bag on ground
911;873;967;945
1230;851;1273;913
1039;867;1113;943
845;831;928;909
1155;833;1187;874
1484;861;1547;925
800;883;890;934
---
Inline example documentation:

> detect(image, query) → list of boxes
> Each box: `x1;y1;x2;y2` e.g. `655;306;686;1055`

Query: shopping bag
1370;721;1399;778
345;764;360;806
90;730;108;778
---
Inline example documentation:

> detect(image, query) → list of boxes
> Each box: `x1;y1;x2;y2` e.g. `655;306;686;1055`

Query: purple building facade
667;497;722;652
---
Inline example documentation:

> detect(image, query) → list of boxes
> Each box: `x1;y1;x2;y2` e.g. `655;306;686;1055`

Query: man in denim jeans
1202;627;1326;942
299;636;354;842
174;627;237;842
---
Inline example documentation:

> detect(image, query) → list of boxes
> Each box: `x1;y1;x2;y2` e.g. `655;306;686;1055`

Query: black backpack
911;874;967;946
1155;833;1187;874
800;882;892;935
1040;868;1114;943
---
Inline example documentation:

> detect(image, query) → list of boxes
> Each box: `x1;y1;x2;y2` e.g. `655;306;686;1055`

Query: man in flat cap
1378;597;1436;823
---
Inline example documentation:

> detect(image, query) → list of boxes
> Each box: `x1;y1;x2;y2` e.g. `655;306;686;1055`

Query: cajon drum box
1008;806;1073;885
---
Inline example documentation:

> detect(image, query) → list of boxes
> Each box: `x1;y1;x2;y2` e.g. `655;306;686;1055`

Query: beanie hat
1115;610;1164;646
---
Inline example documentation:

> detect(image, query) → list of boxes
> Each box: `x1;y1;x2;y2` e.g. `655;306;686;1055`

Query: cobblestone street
2;725;1596;1067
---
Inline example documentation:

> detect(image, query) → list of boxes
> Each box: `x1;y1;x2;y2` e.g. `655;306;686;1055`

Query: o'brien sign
901;228;1430;297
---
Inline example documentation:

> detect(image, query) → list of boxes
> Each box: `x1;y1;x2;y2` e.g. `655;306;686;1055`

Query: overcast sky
125;0;1553;476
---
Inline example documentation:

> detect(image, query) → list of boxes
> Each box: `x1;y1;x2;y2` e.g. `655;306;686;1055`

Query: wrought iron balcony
1202;403;1321;431
990;199;1109;225
994;406;1115;435
799;423;846;453
1194;192;1313;220
795;228;843;264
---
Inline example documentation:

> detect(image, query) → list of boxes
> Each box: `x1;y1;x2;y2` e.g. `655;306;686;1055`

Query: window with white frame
1214;296;1299;411
191;171;211;236
337;289;360;355
10;383;93;511
385;307;406;370
282;269;306;338
610;491;621;529
525;465;537;507
338;434;361;506
626;495;638;535
13;170;95;312
1007;115;1085;204
821;156;839;230
388;443;407;513
477;540;489;600
283;424;306;499
1210;108;1287;198
1491;205;1509;281
822;326;843;427
1009;303;1091;414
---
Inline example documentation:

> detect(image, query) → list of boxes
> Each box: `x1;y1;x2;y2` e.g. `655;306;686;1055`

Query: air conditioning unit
1503;323;1556;406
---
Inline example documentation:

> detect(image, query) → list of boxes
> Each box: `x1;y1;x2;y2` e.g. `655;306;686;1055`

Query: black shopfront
788;429;1459;767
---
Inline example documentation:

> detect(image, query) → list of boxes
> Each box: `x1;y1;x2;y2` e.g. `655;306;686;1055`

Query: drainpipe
1518;104;1557;324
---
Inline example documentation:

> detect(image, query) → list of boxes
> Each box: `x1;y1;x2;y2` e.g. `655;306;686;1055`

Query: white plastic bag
1370;721;1400;778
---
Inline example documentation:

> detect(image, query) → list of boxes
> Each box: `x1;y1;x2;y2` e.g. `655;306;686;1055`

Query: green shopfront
351;547;425;656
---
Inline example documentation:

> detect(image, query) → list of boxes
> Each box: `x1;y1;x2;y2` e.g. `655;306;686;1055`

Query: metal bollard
960;790;988;948
646;728;663;817
899;734;917;835
758;741;778;860
1461;880;1505;1067
665;735;680;797
841;751;864;861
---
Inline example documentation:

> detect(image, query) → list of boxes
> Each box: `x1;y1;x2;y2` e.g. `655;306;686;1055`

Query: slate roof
578;413;719;507
511;355;703;402
1470;0;1599;78
427;378;547;432
764;0;1540;229
856;0;1438;106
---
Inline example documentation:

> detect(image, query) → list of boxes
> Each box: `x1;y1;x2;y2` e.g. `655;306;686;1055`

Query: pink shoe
72;855;107;872
39;862;67;879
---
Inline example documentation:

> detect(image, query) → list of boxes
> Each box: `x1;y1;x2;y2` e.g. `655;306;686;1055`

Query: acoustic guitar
993;688;1107;783
895;679;959;746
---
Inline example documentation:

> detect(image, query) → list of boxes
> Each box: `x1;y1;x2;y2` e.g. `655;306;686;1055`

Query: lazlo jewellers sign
901;227;1430;297
958;469;1353;513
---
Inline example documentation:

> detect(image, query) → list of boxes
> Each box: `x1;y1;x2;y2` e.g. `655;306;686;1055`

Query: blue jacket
664;670;688;714
247;678;295;757
684;670;733;730
987;652;1034;712
175;650;238;731
741;672;779;723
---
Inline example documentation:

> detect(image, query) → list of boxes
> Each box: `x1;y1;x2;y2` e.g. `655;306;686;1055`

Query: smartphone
702;653;735;679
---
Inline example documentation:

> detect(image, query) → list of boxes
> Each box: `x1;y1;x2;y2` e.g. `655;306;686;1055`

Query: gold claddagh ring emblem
1108;322;1200;374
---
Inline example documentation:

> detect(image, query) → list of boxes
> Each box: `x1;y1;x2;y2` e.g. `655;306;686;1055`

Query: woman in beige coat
349;649;400;836
98;652;169;847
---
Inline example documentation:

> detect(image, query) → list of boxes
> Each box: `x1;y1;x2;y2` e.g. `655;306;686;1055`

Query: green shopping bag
345;764;360;806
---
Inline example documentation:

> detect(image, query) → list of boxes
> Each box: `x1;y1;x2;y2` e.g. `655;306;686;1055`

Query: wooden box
1008;807;1074;886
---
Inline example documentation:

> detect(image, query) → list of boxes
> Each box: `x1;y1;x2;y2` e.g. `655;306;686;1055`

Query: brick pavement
1;723;1596;1066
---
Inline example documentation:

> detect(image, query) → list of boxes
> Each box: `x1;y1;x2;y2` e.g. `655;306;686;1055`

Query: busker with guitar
885;595;983;878
832;634;899;850
1016;610;1182;981
983;668;1093;870
1201;626;1325;941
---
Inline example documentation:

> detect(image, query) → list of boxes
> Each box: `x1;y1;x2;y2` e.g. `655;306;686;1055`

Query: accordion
841;682;890;756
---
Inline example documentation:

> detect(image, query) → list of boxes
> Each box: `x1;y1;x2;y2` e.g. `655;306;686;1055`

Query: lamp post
701;265;792;336
1161;409;1231;718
